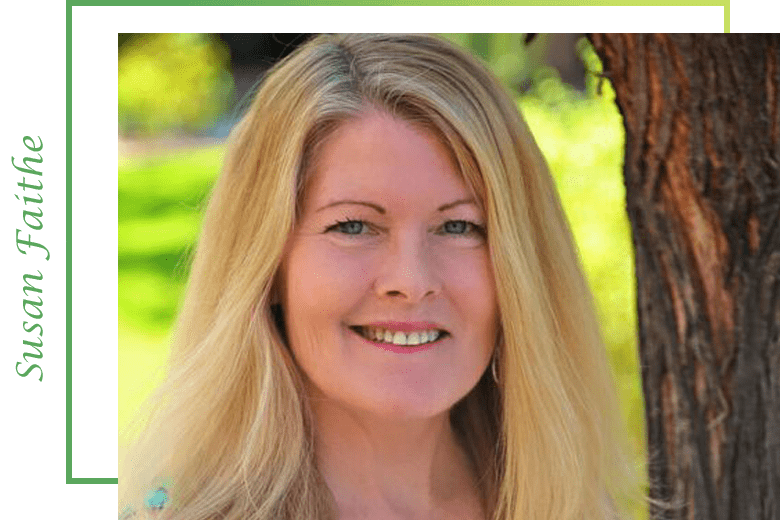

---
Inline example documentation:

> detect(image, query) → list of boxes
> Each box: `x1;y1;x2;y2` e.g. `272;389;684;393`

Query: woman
120;34;637;520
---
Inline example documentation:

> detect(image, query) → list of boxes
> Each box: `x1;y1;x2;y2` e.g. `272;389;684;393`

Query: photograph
6;4;776;520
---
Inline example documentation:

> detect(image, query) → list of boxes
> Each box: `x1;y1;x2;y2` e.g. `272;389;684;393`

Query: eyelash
324;218;486;238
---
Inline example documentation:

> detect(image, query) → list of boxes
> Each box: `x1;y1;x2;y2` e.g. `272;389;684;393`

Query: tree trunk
588;34;780;520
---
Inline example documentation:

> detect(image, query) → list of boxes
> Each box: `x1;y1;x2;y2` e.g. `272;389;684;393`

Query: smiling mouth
349;325;450;346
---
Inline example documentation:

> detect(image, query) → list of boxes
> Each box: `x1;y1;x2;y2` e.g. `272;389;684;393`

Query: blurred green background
119;34;645;514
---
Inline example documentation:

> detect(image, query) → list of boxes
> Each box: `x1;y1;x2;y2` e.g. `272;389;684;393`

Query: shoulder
119;486;170;520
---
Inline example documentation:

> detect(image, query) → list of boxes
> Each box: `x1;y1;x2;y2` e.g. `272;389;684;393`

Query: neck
309;392;482;519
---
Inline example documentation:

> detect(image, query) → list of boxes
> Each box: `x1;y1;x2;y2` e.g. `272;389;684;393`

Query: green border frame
66;0;728;486
66;0;118;486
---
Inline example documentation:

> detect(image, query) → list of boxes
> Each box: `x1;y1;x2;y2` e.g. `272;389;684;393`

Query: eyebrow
315;198;477;214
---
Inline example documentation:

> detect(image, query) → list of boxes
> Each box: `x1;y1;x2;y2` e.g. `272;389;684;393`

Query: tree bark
588;34;780;520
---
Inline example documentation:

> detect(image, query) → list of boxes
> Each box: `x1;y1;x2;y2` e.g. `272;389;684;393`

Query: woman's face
280;110;498;419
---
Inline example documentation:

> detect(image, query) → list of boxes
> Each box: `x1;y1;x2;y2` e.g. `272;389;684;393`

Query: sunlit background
118;33;645;516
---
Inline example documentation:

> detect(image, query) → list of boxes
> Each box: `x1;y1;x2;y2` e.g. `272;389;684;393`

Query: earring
491;351;499;384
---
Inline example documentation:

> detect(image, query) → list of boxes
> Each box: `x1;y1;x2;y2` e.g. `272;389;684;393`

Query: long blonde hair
120;34;636;520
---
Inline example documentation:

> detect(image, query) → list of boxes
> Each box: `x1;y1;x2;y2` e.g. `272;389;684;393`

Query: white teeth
357;326;445;346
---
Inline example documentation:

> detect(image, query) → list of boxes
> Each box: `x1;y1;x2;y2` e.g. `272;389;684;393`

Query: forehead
303;111;474;209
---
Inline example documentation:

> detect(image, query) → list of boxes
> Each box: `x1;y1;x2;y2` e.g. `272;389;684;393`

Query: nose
373;231;442;302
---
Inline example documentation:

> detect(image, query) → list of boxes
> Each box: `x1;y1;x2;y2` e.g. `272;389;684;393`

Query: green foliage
441;33;536;92
519;43;647;518
118;146;224;430
118;34;233;136
119;147;223;332
521;90;644;431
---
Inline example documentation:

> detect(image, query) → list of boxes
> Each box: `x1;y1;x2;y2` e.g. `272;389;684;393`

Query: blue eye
442;220;485;237
326;219;366;235
443;220;468;234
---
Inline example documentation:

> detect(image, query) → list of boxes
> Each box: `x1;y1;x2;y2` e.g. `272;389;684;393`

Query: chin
349;383;466;421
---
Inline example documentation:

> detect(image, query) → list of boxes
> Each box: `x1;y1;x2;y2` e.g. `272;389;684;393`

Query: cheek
440;249;497;313
281;242;377;390
439;249;499;359
283;241;374;327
